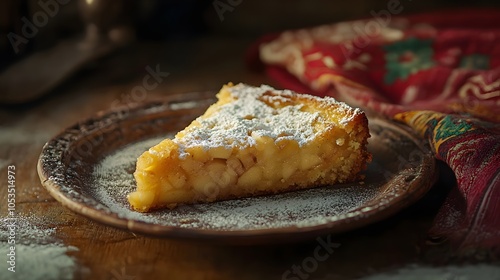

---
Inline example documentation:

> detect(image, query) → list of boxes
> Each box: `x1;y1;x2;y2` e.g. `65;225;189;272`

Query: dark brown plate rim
37;92;437;244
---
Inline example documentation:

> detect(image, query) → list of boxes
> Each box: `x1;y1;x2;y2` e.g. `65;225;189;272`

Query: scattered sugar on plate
91;135;379;231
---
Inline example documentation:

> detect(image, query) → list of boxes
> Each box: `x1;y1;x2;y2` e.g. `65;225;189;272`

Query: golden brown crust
129;83;371;212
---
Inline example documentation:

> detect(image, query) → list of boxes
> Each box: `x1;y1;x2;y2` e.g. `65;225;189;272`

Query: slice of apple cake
128;83;371;212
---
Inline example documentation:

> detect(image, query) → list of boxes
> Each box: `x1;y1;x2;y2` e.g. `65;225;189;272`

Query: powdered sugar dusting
91;136;378;230
0;216;78;279
361;263;500;279
176;84;360;153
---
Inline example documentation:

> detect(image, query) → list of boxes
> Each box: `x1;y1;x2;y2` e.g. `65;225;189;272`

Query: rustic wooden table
0;37;495;280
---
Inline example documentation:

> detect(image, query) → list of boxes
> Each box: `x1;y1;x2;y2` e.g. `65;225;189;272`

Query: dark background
2;0;499;71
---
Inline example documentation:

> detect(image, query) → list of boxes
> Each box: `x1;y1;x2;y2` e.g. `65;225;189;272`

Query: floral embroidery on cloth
384;37;435;84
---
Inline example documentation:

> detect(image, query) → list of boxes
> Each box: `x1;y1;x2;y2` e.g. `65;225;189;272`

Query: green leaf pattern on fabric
384;37;435;84
434;115;474;143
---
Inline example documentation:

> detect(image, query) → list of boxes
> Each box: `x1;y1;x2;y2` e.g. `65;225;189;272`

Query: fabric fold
250;8;500;258
395;111;500;257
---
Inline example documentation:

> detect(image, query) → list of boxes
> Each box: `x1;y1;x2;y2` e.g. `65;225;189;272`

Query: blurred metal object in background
0;0;136;104
0;0;212;104
78;0;136;47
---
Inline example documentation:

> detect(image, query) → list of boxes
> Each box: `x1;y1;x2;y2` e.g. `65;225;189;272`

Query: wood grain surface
0;37;480;280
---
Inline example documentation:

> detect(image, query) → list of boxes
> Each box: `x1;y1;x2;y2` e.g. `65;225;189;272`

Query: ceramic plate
38;91;437;244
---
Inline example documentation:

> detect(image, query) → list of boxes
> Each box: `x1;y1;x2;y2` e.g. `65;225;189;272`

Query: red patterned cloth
250;9;500;257
395;111;500;258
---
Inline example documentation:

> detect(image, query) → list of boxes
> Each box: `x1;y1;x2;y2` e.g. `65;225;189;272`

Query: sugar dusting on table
92;136;377;230
0;216;78;280
360;263;500;279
